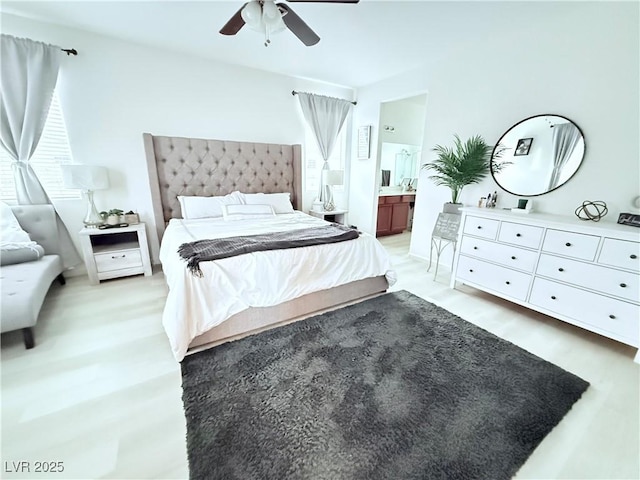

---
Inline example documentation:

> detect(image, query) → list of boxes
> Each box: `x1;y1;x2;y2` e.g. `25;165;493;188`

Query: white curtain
548;123;581;189
296;92;352;202
0;34;81;268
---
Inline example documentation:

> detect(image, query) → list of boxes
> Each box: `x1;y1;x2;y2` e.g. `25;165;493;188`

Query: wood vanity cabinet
451;207;640;362
377;195;413;236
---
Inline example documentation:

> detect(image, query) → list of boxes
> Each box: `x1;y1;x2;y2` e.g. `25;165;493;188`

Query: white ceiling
1;1;581;88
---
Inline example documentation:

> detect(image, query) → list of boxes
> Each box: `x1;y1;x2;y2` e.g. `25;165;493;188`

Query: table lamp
322;170;343;212
60;165;109;227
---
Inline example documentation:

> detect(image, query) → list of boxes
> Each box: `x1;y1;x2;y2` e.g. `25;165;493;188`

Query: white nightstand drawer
598;238;640;273
529;278;639;344
95;249;142;273
542;229;600;261
456;255;531;301
460;236;538;272
498;222;543;249
463;216;499;240
537;253;640;303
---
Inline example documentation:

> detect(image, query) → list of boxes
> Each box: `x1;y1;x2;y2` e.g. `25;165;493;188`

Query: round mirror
491;114;585;196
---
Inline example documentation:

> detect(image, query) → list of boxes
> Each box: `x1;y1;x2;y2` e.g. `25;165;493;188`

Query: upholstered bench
0;205;65;348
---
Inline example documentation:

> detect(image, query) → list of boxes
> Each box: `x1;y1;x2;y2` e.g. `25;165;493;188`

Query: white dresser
450;207;640;361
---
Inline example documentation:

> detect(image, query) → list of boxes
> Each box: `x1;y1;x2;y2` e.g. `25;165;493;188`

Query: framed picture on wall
514;137;533;156
357;125;371;159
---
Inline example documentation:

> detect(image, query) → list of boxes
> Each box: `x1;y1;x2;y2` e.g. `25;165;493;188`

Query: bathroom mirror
491;114;585;196
380;142;420;189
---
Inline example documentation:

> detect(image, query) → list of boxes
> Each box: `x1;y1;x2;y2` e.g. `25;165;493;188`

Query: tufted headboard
143;133;303;242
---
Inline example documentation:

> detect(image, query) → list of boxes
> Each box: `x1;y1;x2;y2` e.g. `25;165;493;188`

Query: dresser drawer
542;229;600;261
460;236;538;272
598;238;640;272
536;254;640;303
95;249;143;273
463;216;499;240
498;222;543;249
384;195;401;204
529;277;639;345
456;255;531;301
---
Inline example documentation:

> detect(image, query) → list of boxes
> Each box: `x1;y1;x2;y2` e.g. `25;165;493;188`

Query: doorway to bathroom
375;93;427;240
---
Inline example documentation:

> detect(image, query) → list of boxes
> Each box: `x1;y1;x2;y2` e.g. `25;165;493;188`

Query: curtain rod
61;48;78;56
291;90;356;105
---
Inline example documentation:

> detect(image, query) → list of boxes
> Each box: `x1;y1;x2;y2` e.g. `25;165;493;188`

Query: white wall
348;1;639;268
2;13;354;265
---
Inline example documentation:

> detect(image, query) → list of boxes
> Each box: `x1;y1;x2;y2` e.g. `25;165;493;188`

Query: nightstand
79;223;152;285
308;209;348;225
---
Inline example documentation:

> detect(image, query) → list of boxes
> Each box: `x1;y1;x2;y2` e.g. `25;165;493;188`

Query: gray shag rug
181;290;588;480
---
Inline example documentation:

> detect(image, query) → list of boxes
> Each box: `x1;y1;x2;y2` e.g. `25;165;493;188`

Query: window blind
0;92;80;202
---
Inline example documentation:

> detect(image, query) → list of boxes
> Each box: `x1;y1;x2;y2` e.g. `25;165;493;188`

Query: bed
143;133;395;360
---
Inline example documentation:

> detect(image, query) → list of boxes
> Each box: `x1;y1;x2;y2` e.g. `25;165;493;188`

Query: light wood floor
1;232;638;479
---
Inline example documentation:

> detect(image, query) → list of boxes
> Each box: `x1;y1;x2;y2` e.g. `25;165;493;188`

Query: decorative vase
443;203;462;214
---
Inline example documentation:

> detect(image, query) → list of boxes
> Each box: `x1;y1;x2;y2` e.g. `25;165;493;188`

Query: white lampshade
322;170;344;186
61;165;109;191
262;1;286;32
242;0;264;31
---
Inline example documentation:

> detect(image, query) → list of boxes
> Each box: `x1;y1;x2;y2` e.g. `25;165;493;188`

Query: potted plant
422;134;492;213
100;208;124;225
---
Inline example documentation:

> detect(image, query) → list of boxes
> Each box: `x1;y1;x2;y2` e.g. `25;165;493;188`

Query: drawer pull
473;246;478;250
477;226;482;229
631;254;638;259
551;296;556;300
558;268;564;272
511;256;516;260
111;254;126;259
565;242;572;247
620;283;627;288
609;314;616;319
516;233;521;237
469;269;474;273
505;281;510;285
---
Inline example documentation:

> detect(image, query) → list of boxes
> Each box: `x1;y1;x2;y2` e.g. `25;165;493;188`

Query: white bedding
159;211;397;360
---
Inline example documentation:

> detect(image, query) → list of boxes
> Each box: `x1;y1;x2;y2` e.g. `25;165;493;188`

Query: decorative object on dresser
575;200;608;222
618;212;640;228
60;165;110;227
491;114;585;197
376;194;414;236
422;134;493;213
181;291;588;480
78;223;152;285
451;208;640;362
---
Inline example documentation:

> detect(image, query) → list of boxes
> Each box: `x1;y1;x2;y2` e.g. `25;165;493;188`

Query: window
304;123;347;192
0;91;80;202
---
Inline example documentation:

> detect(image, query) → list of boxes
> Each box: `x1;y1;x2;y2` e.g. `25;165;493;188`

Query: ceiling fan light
241;0;262;30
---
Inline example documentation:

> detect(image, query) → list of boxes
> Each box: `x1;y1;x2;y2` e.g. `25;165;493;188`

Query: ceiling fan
220;0;360;47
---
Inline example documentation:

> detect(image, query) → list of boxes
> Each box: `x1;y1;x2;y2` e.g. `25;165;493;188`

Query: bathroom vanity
451;207;640;361
376;191;415;236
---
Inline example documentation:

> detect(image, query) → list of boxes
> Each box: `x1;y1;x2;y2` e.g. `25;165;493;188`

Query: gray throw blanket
178;224;360;276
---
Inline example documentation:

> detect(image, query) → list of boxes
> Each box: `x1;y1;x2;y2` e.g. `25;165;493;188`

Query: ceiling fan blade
219;3;247;35
278;3;321;46
287;0;359;3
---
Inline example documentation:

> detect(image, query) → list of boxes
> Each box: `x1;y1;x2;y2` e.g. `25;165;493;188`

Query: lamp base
323;185;336;211
83;190;103;227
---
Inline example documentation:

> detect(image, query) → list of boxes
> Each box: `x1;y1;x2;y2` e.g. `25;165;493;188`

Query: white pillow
0;201;34;246
178;191;244;219
222;204;275;221
243;192;294;214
